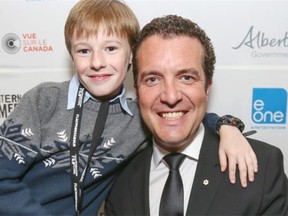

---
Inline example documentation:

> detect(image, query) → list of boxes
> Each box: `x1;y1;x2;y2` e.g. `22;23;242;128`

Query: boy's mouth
89;74;112;81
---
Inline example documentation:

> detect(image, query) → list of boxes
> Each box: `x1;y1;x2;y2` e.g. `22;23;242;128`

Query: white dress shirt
149;123;205;216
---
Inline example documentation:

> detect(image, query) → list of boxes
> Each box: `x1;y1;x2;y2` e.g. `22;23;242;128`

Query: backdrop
0;0;287;177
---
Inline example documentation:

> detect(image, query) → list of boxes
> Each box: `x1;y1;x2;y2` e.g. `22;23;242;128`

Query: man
105;15;288;215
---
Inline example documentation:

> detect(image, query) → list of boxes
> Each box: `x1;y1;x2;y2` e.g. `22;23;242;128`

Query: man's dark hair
132;15;216;89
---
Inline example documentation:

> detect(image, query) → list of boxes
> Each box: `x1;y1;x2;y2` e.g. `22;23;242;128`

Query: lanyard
69;84;110;216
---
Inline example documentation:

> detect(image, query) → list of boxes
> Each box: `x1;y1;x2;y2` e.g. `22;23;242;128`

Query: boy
0;0;256;215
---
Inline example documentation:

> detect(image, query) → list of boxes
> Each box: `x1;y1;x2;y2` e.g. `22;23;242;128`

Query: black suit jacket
105;126;288;215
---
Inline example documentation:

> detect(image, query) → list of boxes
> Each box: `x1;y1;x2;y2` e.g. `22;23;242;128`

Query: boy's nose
90;52;106;70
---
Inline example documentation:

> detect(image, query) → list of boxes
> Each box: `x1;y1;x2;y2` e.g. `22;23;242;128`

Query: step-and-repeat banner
1;0;287;177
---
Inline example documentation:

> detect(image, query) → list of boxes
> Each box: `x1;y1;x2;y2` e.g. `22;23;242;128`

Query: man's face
136;35;212;152
70;26;132;100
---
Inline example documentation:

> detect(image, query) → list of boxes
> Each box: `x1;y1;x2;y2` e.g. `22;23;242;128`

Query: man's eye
180;75;198;83
144;76;160;85
181;75;194;80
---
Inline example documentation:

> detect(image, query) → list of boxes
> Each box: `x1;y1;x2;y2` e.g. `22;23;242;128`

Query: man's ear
206;80;213;95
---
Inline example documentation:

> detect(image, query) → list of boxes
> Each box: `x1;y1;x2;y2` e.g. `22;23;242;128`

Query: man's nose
160;81;183;105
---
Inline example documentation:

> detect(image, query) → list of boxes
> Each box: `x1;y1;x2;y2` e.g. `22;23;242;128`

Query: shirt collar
151;123;205;169
67;74;133;116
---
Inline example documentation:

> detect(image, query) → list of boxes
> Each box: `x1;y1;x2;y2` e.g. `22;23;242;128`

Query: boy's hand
218;125;258;188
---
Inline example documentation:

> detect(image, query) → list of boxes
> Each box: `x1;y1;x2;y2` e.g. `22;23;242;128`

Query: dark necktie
159;153;186;216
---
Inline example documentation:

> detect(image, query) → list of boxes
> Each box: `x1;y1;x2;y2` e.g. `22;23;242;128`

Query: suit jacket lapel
129;146;153;215
187;126;225;215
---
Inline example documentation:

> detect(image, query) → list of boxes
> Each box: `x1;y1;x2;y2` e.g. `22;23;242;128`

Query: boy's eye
106;46;117;52
78;49;90;54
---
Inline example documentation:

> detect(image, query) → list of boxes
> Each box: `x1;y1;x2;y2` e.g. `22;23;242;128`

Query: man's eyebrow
177;68;200;75
139;70;161;79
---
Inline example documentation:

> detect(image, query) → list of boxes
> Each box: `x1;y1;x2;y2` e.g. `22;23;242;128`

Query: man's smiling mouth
161;112;184;120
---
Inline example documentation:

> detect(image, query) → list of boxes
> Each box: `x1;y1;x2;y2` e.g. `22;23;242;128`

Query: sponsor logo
1;33;21;54
0;94;22;120
252;88;287;126
233;26;288;58
1;32;54;54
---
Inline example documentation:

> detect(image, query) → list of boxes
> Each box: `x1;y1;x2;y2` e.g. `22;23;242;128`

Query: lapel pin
203;179;209;186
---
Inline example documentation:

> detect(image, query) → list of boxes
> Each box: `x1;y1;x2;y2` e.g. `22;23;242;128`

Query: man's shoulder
115;144;152;179
247;137;285;170
247;137;282;155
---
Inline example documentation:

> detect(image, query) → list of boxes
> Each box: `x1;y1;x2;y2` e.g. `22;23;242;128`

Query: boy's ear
127;53;133;71
129;53;133;64
127;64;132;72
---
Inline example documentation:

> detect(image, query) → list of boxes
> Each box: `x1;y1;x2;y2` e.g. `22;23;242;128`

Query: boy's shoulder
19;80;71;111
31;80;70;92
126;97;140;112
25;80;70;98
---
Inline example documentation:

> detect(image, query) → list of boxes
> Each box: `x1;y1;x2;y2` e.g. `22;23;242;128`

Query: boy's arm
0;157;51;215
0;92;51;215
203;113;258;188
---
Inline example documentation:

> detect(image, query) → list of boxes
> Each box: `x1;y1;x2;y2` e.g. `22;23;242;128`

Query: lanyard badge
69;84;109;215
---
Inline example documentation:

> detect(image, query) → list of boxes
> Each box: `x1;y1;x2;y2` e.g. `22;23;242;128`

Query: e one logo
252;88;287;124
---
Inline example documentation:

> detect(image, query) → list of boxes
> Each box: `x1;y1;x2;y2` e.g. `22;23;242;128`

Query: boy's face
70;26;132;100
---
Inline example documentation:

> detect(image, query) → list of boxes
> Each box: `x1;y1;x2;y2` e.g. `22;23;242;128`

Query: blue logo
252;88;287;124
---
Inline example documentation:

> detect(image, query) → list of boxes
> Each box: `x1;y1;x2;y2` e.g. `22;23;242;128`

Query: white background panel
0;0;287;175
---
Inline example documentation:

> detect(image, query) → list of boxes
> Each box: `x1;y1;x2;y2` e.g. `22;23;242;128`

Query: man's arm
260;145;288;215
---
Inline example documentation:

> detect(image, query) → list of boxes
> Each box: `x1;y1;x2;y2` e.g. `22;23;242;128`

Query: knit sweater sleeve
203;112;220;133
0;84;52;215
